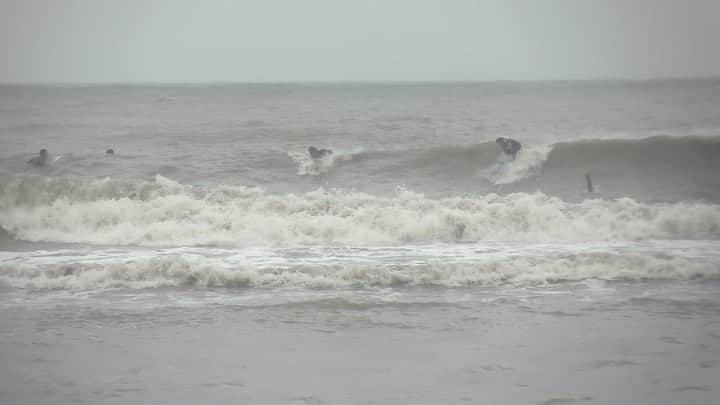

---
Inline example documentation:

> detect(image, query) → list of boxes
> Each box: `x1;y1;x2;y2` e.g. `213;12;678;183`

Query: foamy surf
1;241;718;290
1;175;719;247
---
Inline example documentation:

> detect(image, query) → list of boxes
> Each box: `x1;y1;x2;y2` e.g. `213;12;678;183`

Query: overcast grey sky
1;0;719;83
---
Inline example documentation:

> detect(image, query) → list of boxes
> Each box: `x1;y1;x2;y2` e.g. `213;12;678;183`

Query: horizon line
1;75;719;86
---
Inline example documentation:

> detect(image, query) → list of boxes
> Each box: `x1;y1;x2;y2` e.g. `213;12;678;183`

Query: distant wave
1;174;719;247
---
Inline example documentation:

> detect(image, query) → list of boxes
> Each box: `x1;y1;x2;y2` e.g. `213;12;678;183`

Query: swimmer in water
27;149;48;166
106;148;114;155
308;146;332;160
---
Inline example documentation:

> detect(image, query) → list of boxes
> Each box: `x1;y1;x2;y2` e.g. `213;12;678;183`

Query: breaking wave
1;174;719;247
1;250;717;290
5;136;720;202
278;136;720;199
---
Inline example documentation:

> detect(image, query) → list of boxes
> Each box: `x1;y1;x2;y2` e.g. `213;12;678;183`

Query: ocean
1;80;719;404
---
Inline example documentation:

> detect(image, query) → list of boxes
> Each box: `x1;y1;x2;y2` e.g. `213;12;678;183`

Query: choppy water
1;81;719;404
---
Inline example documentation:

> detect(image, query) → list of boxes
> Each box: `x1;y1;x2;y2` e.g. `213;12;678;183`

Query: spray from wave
481;145;552;185
287;148;362;176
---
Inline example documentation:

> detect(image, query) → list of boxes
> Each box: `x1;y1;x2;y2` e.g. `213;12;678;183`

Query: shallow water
2;280;719;405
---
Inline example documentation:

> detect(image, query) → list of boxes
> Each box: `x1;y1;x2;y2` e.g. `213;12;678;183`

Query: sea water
1;80;719;404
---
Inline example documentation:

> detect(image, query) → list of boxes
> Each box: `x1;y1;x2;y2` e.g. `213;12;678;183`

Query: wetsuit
495;137;521;160
308;146;332;159
27;149;48;166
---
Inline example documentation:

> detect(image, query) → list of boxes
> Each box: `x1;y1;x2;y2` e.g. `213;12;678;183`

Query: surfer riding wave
496;137;522;160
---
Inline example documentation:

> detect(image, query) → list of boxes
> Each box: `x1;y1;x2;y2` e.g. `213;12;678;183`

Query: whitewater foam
1;243;718;290
1;175;719;247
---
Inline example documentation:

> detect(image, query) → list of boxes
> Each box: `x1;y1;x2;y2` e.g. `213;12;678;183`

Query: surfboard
494;155;513;171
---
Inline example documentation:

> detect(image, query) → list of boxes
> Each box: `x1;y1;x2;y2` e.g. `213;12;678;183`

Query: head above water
106;149;114;155
39;149;48;157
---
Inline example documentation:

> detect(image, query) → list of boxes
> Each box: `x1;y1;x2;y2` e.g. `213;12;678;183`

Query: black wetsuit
308;146;332;159
27;149;48;167
496;138;521;160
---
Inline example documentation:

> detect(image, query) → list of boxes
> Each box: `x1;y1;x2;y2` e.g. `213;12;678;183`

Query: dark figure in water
308;146;332;160
27;149;48;166
495;137;522;160
106;148;114;155
585;173;594;193
452;223;466;240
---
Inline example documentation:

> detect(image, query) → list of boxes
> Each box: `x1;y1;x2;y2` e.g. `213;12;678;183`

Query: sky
1;0;719;83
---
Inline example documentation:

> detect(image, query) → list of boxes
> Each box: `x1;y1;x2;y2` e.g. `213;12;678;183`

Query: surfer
27;149;48;166
452;223;466;240
308;146;332;160
585;173;594;193
495;137;522;160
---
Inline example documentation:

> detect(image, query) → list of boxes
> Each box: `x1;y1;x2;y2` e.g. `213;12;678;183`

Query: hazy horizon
2;0;719;83
3;75;720;86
